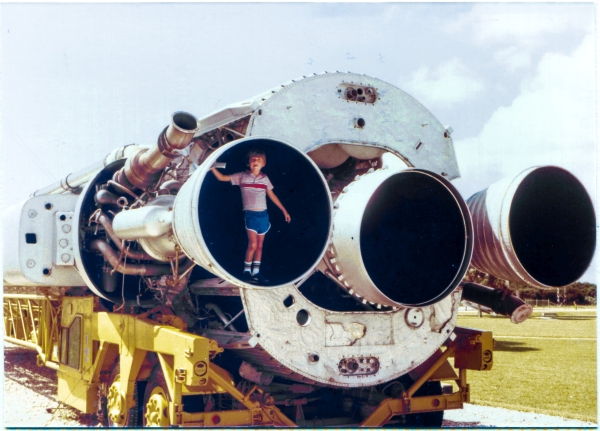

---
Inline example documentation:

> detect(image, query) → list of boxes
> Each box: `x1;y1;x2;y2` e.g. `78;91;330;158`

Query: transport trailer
3;72;596;427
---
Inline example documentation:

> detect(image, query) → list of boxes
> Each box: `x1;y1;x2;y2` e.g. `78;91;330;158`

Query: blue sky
1;3;596;283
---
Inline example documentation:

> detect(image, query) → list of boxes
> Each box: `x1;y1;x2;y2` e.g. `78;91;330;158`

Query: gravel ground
2;342;597;428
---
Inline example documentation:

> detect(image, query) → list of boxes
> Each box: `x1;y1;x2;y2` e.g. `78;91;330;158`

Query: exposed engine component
461;282;533;324
113;112;199;190
3;71;596;427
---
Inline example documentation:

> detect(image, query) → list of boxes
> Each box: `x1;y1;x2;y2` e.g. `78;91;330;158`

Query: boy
211;148;291;284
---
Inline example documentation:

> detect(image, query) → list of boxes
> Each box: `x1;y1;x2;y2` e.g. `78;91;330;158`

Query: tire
106;362;140;427
405;381;444;428
142;365;171;427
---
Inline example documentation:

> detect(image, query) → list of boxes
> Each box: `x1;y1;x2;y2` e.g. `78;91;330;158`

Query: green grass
455;311;597;422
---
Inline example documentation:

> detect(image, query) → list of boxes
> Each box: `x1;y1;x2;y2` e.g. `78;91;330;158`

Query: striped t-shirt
230;171;274;211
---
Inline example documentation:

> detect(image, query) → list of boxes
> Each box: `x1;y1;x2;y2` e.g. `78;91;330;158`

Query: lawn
455;311;597;422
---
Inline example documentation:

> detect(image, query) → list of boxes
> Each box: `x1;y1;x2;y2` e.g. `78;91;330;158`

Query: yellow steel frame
4;293;60;370
3;293;493;428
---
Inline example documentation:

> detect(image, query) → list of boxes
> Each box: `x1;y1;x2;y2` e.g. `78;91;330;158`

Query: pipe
114;112;198;190
461;282;533;324
159;180;184;194
205;303;239;332
32;145;145;196
92;211;154;261
95;189;124;206
89;240;172;276
112;205;173;240
33;160;104;196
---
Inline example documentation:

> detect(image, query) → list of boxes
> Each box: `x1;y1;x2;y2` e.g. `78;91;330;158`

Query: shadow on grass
493;340;540;352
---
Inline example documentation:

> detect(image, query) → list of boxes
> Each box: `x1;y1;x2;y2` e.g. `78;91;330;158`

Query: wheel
405;381;444;428
106;362;140;427
143;365;171;427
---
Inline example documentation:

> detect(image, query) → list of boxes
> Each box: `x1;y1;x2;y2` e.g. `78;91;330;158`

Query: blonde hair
247;148;266;161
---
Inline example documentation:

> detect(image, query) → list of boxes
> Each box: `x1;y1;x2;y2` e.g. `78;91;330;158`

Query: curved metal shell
468;166;596;289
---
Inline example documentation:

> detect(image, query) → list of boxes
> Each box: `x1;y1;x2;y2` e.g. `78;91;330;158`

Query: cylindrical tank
467;166;596;288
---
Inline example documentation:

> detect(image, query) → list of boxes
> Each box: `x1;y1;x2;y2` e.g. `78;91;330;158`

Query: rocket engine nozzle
114;111;199;190
173;137;333;288
322;167;473;308
468;166;596;289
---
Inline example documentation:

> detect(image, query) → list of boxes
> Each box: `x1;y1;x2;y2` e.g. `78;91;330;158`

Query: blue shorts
244;210;271;235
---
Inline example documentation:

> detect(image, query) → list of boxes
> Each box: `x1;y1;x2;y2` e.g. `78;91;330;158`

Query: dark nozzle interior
199;139;331;287
360;172;469;306
509;167;596;286
172;112;198;131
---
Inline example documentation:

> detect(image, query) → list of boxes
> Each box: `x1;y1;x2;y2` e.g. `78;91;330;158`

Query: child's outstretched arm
267;190;291;223
211;167;231;182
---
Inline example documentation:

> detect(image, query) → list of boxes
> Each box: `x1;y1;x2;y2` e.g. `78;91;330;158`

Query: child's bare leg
244;230;258;274
252;234;266;275
255;234;265;262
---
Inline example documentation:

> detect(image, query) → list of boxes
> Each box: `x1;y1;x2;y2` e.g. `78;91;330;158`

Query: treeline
464;269;597;305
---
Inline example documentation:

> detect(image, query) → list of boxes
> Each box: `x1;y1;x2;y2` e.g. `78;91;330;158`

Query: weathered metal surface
193;72;460;178
240;284;461;387
3;195;85;286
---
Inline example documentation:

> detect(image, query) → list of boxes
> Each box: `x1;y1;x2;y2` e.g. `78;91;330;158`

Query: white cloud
453;35;596;282
401;58;486;109
449;3;592;48
493;46;531;73
454;34;595;198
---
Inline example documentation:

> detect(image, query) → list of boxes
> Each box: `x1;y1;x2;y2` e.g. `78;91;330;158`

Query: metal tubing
95;189;123;206
112;205;173;240
93;211;154;260
32;145;146;196
89;240;171;276
205;303;239;332
114;112;198;190
32;160;105;196
461;282;532;324
159;180;183;194
4;337;38;350
222;309;245;329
